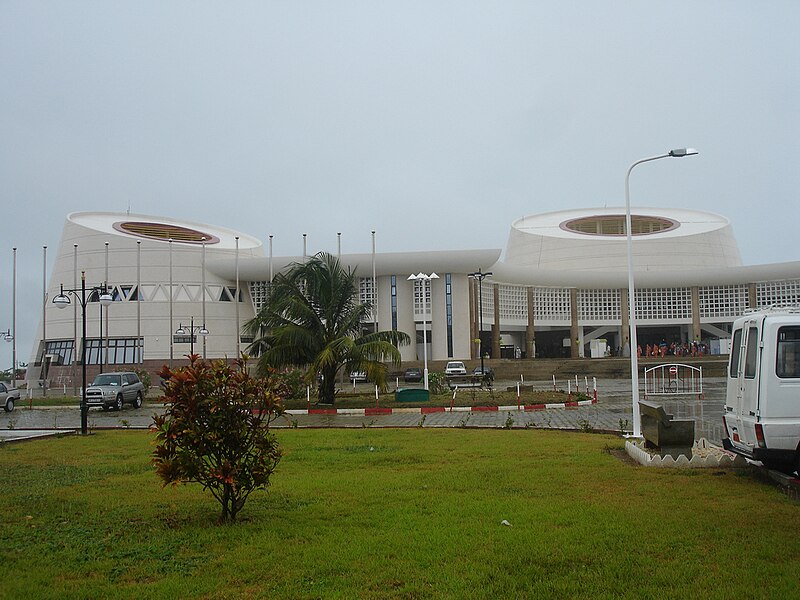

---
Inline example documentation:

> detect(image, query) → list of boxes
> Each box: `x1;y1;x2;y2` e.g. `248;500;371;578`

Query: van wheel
115;395;124;411
133;392;143;409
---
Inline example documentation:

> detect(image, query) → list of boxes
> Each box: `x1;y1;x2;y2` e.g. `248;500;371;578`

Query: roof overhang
206;248;503;280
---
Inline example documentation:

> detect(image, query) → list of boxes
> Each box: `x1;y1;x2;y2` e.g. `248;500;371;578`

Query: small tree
152;356;285;523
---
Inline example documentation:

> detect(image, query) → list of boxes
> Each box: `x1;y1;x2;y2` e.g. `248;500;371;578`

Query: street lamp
467;269;492;375
625;147;698;437
175;317;209;357
1;329;12;383
407;272;438;390
52;272;113;435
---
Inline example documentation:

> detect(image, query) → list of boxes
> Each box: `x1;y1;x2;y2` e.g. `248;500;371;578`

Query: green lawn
1;430;797;599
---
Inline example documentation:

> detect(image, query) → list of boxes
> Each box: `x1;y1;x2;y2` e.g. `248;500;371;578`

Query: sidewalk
0;378;728;444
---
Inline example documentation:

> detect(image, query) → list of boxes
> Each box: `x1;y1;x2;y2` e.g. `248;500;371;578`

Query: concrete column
620;287;630;357
526;287;535;360
691;286;701;341
492;283;501;359
570;288;579;358
748;283;757;309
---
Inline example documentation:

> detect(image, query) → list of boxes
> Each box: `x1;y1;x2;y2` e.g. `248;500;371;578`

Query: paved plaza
0;378;728;444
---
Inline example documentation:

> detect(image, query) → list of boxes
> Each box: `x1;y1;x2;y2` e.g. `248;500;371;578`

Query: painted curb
286;398;596;417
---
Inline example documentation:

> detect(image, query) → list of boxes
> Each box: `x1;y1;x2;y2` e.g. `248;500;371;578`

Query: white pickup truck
444;361;469;388
1;381;20;412
722;307;800;475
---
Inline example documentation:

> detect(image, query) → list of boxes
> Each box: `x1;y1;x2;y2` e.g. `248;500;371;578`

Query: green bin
395;388;430;402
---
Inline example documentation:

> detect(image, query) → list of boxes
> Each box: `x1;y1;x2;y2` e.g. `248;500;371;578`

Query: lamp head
53;285;71;309
199;326;209;336
469;270;493;280
175;325;186;336
669;148;699;157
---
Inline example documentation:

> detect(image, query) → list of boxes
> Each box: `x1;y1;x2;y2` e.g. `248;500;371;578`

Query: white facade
505;207;741;271
29;208;800;385
30;213;262;383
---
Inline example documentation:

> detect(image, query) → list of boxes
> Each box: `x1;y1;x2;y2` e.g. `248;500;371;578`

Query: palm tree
245;252;410;404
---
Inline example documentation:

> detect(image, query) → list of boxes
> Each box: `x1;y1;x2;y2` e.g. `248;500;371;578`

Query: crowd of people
637;340;707;358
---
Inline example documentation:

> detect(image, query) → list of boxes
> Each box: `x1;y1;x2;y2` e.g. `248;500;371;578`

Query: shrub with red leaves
152;356;286;523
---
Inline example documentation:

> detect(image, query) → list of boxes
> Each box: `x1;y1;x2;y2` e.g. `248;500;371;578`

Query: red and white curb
286;398;596;417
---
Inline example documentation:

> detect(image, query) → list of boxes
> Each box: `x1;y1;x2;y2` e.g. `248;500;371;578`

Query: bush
152;356;286;523
270;367;308;399
134;367;152;394
427;372;449;395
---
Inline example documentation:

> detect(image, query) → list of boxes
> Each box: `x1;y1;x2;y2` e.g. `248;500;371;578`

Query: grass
1;430;798;599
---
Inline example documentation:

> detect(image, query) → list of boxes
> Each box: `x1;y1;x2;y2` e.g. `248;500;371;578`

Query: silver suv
85;372;145;411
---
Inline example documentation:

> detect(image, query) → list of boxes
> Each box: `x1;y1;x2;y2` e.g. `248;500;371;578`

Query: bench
447;375;491;389
638;400;695;454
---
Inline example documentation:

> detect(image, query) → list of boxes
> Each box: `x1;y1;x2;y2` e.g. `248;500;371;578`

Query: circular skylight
113;221;219;244
561;215;678;236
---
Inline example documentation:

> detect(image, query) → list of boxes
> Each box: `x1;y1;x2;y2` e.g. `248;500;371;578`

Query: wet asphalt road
0;378;728;444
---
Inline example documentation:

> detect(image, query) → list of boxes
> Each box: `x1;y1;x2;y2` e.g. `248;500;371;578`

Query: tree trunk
221;484;232;523
319;365;338;404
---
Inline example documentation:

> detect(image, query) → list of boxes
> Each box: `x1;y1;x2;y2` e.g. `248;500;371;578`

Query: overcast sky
1;1;799;366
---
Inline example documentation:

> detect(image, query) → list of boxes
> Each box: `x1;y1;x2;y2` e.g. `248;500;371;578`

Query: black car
472;366;495;382
403;367;423;383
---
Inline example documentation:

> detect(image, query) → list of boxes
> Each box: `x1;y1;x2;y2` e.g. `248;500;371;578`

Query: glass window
744;327;759;379
45;340;75;366
83;338;142;365
445;273;453;357
776;326;800;379
729;329;742;378
415;330;433;345
390;275;397;331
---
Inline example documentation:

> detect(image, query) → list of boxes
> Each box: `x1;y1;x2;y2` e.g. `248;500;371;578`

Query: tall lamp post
175;317;209;357
407;272;438;390
626;147;698;437
468;269;492;375
53;272;113;435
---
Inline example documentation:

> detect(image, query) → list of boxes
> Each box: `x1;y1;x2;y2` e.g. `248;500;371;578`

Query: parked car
85;372;145;411
1;382;20;412
472;366;495;382
403;367;423;383
444;361;467;376
444;361;469;389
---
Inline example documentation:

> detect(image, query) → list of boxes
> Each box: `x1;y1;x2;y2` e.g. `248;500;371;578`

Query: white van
722;307;800;474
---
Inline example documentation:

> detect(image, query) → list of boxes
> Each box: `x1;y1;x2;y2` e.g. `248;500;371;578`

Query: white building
29;209;800;386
